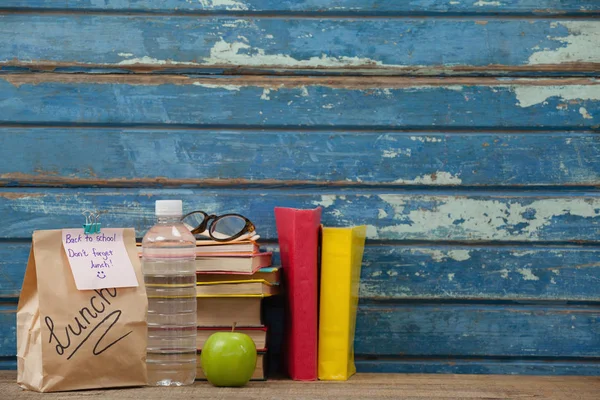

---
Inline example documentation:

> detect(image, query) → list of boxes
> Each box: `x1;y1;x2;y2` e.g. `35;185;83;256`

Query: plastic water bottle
142;200;197;386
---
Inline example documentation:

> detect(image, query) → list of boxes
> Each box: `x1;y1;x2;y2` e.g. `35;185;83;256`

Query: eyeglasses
181;211;258;242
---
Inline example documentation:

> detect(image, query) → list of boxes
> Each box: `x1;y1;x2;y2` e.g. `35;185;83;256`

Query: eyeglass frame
181;210;257;242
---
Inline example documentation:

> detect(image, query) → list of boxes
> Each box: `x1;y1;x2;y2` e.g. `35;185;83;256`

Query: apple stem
232;322;236;332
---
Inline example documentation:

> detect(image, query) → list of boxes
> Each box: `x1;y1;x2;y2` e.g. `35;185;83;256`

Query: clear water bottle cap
155;200;183;217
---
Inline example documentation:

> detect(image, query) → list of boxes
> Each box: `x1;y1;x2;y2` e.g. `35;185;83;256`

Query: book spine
318;226;367;381
275;207;322;381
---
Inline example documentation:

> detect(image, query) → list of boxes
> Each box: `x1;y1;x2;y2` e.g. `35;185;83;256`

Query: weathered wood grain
2;0;599;15
2;129;599;187
0;359;16;370
3;242;599;300
1;16;599;73
1;303;598;360
0;243;28;298
356;359;600;376
0;76;599;128
1;189;600;242
359;246;600;301
1;0;599;379
0;304;16;357
2;372;600;399
355;303;600;357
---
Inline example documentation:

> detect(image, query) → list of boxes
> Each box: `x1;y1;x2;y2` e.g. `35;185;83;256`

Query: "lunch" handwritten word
44;288;132;360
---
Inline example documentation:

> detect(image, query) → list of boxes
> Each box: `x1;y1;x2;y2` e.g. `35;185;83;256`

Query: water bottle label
62;228;140;290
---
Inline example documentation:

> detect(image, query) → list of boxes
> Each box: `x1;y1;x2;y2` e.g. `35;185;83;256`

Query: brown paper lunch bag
17;229;148;392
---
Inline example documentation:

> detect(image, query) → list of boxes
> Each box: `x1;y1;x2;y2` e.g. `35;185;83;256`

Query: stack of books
194;239;280;381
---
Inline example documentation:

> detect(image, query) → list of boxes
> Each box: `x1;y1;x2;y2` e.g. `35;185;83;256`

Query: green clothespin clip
82;210;101;235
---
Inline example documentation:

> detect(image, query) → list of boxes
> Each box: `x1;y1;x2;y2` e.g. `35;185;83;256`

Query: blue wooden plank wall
0;1;599;376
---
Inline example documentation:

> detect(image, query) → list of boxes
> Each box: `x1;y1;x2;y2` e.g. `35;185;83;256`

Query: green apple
201;332;257;387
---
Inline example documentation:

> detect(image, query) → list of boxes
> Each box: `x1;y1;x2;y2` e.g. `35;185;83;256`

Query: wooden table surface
2;372;599;399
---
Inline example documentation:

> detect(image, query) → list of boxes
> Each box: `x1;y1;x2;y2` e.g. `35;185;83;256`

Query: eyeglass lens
181;212;206;233
211;215;247;238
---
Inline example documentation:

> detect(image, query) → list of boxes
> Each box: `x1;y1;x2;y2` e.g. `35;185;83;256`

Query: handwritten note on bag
62;228;139;290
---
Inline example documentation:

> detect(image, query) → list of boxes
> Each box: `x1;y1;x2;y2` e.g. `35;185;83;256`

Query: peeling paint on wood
199;0;249;11
4;74;598;88
474;1;503;7
1;189;600;242
359;246;600;301
4;243;599;300
1;0;600;376
2;129;598;188
87;191;600;238
1;303;599;362
3;1;599;14
0;192;43;200
392;172;463;185
374;195;600;241
514;84;600;108
356;304;600;357
1;16;599;73
528;22;600;66
0;76;598;127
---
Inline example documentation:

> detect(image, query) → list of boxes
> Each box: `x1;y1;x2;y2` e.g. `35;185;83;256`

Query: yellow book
318;225;367;381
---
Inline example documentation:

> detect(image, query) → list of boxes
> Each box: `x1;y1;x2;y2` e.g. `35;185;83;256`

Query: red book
274;206;322;381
